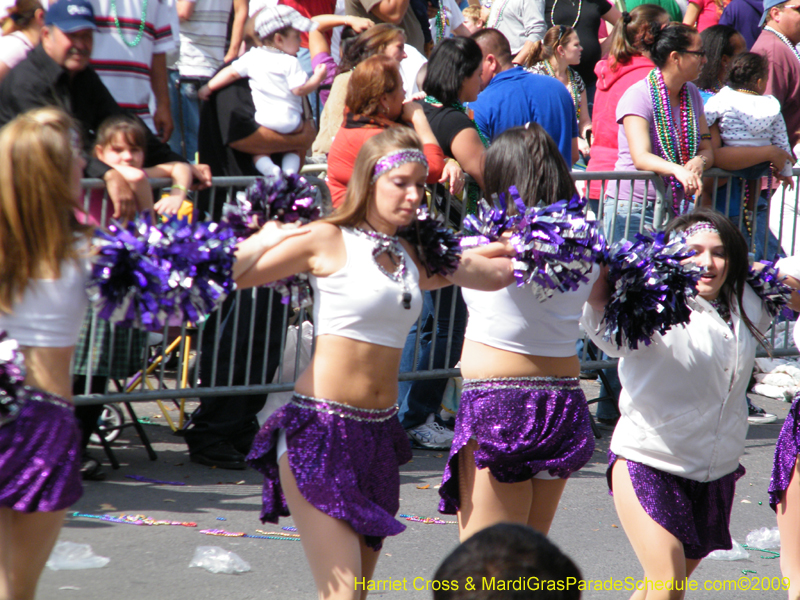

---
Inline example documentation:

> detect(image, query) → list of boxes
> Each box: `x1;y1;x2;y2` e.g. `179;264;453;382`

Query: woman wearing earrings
0;108;91;600
583;208;800;598
524;25;592;157
238;127;514;600
605;22;714;244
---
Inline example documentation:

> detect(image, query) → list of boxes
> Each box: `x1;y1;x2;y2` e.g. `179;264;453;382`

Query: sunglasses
681;49;706;57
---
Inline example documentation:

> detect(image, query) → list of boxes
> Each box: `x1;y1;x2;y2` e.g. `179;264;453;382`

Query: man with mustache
0;0;209;221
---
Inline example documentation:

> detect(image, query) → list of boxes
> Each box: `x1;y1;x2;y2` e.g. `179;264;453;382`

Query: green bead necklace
110;0;149;48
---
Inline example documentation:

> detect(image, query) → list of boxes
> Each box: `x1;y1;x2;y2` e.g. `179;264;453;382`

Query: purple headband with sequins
372;149;428;183
684;221;719;238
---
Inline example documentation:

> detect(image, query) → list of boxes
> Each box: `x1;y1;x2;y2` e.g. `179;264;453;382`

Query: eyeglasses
681;49;706;57
783;4;800;12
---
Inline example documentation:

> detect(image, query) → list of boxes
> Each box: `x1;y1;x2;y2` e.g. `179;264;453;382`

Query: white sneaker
407;414;455;449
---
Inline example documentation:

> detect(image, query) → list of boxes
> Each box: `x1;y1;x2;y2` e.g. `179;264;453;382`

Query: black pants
73;376;109;452
183;287;289;453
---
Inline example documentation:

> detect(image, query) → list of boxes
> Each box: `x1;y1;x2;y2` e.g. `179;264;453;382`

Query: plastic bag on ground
745;526;781;549
46;542;110;570
189;546;251;574
706;539;750;561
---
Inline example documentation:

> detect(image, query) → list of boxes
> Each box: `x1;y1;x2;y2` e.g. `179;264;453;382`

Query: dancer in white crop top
0;108;93;600
439;125;604;542
233;128;515;600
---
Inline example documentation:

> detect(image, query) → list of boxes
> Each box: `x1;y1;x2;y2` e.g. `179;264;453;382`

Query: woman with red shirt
326;55;448;207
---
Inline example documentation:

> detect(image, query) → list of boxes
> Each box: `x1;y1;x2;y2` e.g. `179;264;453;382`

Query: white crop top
463;266;600;357
310;228;423;349
0;256;90;347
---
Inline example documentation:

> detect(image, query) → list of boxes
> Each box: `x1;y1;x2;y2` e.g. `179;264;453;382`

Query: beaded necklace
423;95;490;148
765;26;800;66
646;68;698;216
433;6;446;44
549;0;582;28
709;297;733;330
110;0;149;48
542;61;581;122
731;87;760;96
487;0;511;28
350;226;413;309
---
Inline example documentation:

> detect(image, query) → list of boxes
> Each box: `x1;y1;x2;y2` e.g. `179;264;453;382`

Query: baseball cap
254;5;316;39
44;0;97;33
760;0;789;27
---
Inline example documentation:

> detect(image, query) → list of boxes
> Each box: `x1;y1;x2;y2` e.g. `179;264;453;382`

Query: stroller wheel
90;403;125;444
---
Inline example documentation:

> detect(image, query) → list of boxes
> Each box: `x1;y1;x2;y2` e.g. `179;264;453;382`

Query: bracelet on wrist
171;184;189;193
694;155;708;170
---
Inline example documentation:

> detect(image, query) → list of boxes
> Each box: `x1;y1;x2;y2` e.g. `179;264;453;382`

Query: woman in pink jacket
585;5;669;202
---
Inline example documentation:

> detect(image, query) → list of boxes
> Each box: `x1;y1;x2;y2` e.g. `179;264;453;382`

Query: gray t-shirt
345;0;424;53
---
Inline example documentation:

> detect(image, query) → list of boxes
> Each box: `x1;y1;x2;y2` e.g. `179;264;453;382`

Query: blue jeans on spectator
603;198;656;244
398;287;467;430
168;69;205;162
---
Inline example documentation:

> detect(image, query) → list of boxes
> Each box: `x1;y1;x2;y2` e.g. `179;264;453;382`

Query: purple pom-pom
463;190;604;301
0;331;26;423
749;262;793;318
398;206;461;276
603;232;703;349
88;214;237;330
222;173;322;308
88;214;172;330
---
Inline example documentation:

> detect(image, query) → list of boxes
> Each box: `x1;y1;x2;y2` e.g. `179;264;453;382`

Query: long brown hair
326;127;424;227
608;5;668;70
340;23;405;73
524;25;574;69
0;107;89;313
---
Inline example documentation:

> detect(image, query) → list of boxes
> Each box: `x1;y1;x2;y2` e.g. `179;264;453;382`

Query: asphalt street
37;387;792;600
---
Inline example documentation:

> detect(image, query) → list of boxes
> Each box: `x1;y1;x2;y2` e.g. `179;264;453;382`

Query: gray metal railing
71;168;800;407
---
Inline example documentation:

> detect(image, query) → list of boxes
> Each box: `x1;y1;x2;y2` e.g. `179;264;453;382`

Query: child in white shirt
198;6;327;178
704;52;794;181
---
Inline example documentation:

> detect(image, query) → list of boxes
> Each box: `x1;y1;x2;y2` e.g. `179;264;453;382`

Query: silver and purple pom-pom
462;190;605;301
749;262;793;318
398;206;461;276
88;214;237;331
603;232;703;349
222;173;322;308
0;331;26;424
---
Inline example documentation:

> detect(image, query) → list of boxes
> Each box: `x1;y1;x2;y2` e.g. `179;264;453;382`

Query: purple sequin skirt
439;377;594;514
769;395;800;509
607;451;744;559
247;394;413;551
0;387;82;512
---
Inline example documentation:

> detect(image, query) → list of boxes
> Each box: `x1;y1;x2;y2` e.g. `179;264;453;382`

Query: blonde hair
326;127;424;227
0;107;88;313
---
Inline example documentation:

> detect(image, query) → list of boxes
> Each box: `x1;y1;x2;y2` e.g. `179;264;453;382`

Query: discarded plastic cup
706;539;750;561
188;546;251;574
46;542;110;570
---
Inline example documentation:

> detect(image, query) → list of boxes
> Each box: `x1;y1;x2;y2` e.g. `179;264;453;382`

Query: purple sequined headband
684;221;719;238
372;149;428;183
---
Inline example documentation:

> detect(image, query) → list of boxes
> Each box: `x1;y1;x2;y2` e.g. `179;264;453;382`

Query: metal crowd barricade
72;167;800;413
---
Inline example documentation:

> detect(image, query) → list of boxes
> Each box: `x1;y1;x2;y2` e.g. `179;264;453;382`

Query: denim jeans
603;198;656;244
397;287;467;430
168;70;205;162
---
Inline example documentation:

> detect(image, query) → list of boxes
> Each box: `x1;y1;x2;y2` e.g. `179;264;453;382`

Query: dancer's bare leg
777;456;800;600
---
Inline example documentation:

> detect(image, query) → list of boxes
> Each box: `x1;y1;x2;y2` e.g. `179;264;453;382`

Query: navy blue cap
44;0;97;33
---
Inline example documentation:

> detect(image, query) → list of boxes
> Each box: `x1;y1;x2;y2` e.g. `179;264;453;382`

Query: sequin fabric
438;377;594;514
0;387;81;512
768;395;800;509
247;394;412;550
607;451;744;559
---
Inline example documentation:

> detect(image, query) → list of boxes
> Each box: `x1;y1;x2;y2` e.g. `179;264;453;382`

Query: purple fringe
0;332;26;425
769;396;800;509
749;262;793;319
602;232;703;349
398;206;461;276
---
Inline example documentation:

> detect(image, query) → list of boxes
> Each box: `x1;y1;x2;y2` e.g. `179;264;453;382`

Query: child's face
96;132;144;168
274;28;302;56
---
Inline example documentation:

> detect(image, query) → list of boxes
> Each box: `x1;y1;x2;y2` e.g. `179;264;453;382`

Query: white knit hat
255;5;316;39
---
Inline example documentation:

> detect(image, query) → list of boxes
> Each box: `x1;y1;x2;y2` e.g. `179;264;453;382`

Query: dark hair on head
726;51;768;91
471;28;512;67
423;36;483;106
523;24;575;68
94;114;147;154
345;55;402;116
641;21;697;68
340;23;404;73
665;208;766;347
483;124;576;211
432;523;582;600
4;0;42;33
608;4;669;69
263;24;294;44
696;25;743;90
